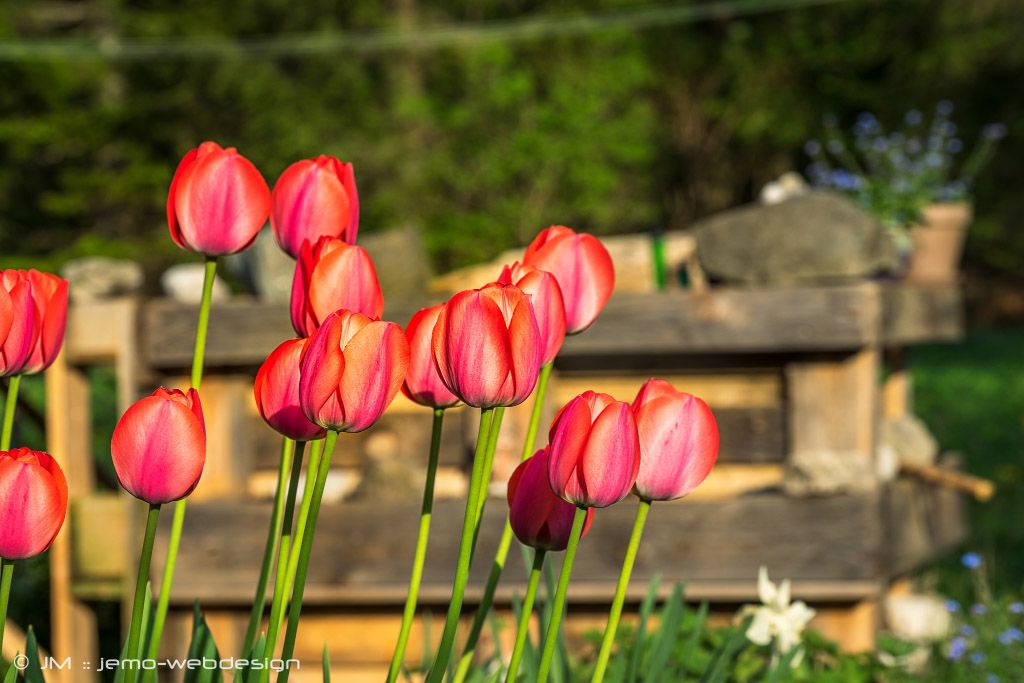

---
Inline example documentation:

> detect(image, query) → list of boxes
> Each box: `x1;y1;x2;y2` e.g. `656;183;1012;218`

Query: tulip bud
497;262;566;366
402;305;460;409
0;270;40;377
112;388;206;505
167;141;272;256
21;270;68;375
0;448;68;560
291;237;384;337
547;391;640;508
299;309;409;433
508;448;593;552
254;338;327;441
632;379;719;501
271;155;360;259
432;283;543;409
523;225;615;334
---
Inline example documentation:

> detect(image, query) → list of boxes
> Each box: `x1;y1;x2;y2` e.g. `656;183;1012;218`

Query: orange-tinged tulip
432;283;543;409
21;270;68;375
111;388;206;505
291;236;384;337
508;448;593;552
402;305;460;409
0;448;67;560
255;338;326;442
632;379;719;501
0;270;40;377
271;155;359;259
547;391;640;508
497;262;566;366
523;225;615;334
299;309;409;432
167;141;271;256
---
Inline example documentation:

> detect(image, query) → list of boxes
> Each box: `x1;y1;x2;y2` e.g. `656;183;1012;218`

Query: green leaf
643;585;684;683
3;660;18;683
184;602;223;683
23;626;46;683
680;602;710;679
700;617;752;683
626;575;663;682
762;647;799;683
322;644;331;683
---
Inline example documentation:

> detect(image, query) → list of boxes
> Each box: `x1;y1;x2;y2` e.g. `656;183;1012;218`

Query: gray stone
759;172;810;205
879;414;939;470
694;191;901;285
61;257;144;302
160;263;231;304
361;226;434;302
783;449;876;496
349;431;421;502
223;229;295;303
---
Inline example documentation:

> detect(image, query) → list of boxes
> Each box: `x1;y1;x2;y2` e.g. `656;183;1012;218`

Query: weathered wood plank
881;283;963;345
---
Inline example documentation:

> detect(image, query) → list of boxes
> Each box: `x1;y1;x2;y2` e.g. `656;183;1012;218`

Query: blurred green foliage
0;0;1021;275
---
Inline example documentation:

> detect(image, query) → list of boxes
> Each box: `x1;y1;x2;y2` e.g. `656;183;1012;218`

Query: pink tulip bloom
0;448;68;560
271;155;359;259
112;388;206;505
508;448;593;551
0;270;40;377
254;338;327;441
523;225;614;334
167;141;271;256
402;305;460;409
632;379;719;501
291;236;384;337
299;309;409;432
548;390;640;508
497;262;566;366
21;270;68;375
432;283;542;409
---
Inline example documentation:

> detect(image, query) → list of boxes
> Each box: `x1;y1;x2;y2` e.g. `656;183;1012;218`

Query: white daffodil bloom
737;567;816;665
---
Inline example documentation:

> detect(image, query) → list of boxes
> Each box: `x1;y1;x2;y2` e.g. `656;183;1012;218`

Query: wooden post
882;348;911;418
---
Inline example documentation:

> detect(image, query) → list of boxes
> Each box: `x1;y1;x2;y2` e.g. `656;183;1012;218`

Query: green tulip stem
504;549;546;683
0;557;14;655
1;374;21;451
241;437;299;657
536;506;588;683
125;504;161;683
425;408;495;683
473;407;505;534
386;408;446;683
145;255;218;671
276;430;339;683
590;498;652;683
453;361;554;683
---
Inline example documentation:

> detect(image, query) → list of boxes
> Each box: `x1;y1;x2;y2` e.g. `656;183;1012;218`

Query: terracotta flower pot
905;202;973;284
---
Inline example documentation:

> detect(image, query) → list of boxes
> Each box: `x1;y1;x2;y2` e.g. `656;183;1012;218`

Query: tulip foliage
0;146;723;683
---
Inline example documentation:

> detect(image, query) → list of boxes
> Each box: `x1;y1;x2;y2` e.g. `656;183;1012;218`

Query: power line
0;0;855;61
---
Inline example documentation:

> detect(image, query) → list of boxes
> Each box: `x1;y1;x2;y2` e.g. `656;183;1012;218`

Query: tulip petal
579;401;640;507
299;314;347;429
0;451;67;559
437;292;511;408
337;321;409;432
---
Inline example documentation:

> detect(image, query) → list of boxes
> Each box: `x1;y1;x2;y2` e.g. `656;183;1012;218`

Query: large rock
161;263;231;304
694;192;901;285
62;257;144;302
361;226;433;302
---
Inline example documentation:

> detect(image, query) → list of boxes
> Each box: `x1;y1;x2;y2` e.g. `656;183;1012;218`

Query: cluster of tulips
0;141;720;683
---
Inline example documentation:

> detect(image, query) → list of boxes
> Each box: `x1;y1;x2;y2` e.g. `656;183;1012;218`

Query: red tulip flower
271;155;359;259
255;338;327;442
291;236;384;337
497;262;566;366
112;388;206;505
22;270;68;375
632;379;719;501
508;448;593;552
0;448;68;560
523;225;615;334
432;283;543;409
547;391;641;508
402;305;460;409
167;141;271;256
0;271;40;377
299;309;409;433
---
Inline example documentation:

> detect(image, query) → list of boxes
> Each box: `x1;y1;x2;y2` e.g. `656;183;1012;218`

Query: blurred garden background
2;0;1024;679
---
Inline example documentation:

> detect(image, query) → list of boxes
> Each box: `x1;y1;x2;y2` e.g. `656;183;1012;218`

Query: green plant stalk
275;430;339;683
536;506;588;683
125;504;161;683
386;408;445;683
452;361;553;683
1;374;21;451
590;498;652;683
424;408;495;683
504;549;546;683
144;256;218;669
473;407;505;532
0;557;13;653
241;437;298;657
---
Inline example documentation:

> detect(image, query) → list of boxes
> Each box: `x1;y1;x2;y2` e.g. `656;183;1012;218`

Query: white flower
737;567;816;664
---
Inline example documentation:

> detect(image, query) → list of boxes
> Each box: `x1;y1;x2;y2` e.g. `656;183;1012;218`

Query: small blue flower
961;625;976;637
904;109;923;126
945;599;961;613
906;138;922;154
970;652;986;665
947;138;964;154
872;137;888;152
937;100;954;116
971;603;988;616
804;140;822;156
987;675;1001;683
854;112;878;133
939;121;957;137
983;123;1007;140
949;636;968;661
999;627;1023;645
1009;601;1024;614
962;552;983;569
